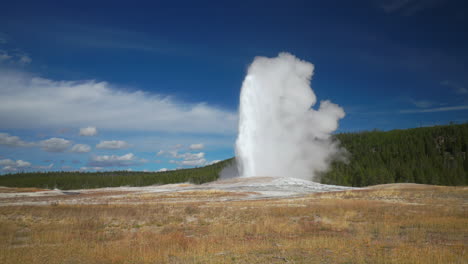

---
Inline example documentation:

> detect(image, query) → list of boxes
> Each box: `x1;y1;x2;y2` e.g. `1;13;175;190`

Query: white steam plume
235;53;346;181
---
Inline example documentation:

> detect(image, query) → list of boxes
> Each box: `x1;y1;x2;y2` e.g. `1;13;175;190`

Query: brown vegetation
0;184;466;263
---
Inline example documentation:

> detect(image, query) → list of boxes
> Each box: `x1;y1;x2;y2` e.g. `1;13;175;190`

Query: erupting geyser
235;53;346;181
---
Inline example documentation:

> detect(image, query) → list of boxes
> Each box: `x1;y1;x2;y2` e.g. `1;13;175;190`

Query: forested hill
322;123;468;187
0;159;234;190
1;124;467;190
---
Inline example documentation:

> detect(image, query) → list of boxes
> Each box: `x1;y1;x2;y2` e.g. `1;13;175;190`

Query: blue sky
0;0;467;173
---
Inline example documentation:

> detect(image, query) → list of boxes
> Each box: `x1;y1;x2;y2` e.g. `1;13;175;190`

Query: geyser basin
235;53;346;181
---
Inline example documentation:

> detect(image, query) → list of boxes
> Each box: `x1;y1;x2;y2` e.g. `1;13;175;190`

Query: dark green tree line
0;159;234;190
321;123;468;186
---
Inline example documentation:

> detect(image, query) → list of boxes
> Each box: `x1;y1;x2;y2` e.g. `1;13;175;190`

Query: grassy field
0;184;466;263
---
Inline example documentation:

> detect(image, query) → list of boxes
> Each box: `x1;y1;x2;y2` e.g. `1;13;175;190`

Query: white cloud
88;153;145;167
175;159;206;166
34;163;54;170
0;158;31;172
166;150;205;160
168;151;207;167
1;132;95;154
16;160;31;167
0;133;35;147
177;152;205;160
158;168;168;172
2;166;17;172
80;166;104;171
189;143;204;150
0;69;237;134
0;159;14;166
0;159;31;167
79;126;98;136
70;144;91;153
157;145;210;167
96;140;130;149
39;138;72;152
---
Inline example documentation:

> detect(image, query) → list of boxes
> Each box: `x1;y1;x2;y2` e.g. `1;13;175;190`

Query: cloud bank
0;69;237;134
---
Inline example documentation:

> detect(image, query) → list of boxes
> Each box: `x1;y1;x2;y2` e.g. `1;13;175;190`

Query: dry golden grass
0;184;466;263
138;190;256;199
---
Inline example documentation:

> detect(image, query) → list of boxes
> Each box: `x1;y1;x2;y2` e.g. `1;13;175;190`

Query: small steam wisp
235;53;346;181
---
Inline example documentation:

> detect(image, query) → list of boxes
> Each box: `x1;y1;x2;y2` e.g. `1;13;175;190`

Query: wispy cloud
0;49;31;66
170;156;207;167
79;166;104;171
157;144;216;167
34;163;54;170
0;51;12;62
96;140;130;150
400;105;468;113
88;153;146;167
172;151;205;160
17;54;32;65
0;69;237;134
1;132;77;153
377;0;444;16
40;23;185;55
70;144;91;153
0;133;36;147
189;143;204;150
408;98;435;108
441;80;468;94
